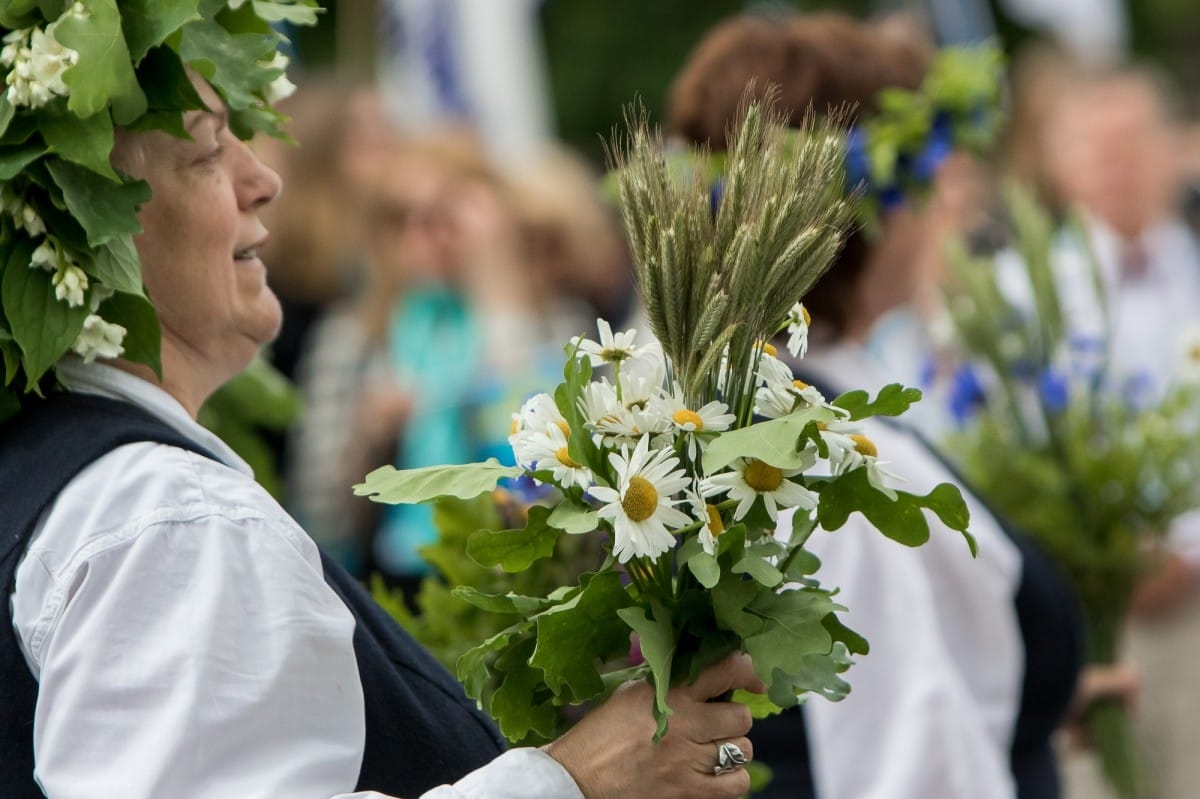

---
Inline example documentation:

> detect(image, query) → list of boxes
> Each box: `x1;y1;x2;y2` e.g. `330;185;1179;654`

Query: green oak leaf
816;467;975;551
789;642;856;702
46;160;150;248
490;637;560;742
731;688;786;719
178;19;277;110
98;290;160;376
546;499;598;534
2;241;88;387
466;504;560;572
748;587;839;637
353;459;522;504
120;0;201;63
452;586;560;617
702;405;832;473
555;351;605;477
823;613;869;656
679;535;720;589
711;575;762;639
832;383;923;420
56;0;147;124
732;553;783;588
530;571;633;700
38;102;119;180
744;619;835;708
618;600;676;741
456;623;525;708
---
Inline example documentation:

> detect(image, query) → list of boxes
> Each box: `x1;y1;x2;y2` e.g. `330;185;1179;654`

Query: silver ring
714;741;747;775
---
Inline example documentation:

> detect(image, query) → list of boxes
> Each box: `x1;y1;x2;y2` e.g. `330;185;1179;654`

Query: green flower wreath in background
0;0;319;421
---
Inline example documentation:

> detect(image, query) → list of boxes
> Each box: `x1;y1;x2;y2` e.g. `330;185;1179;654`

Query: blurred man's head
1045;69;1184;238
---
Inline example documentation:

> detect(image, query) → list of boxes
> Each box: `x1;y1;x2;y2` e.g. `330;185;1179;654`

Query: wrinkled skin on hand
543;653;764;799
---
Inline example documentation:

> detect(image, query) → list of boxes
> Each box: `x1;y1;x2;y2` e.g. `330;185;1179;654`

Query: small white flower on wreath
651;386;736;460
589;435;691;562
261;52;296;105
572;318;656;370
1;18;79;109
786;302;812;359
701;456;819;523
686;488;726;556
71;314;125;363
52;265;88;308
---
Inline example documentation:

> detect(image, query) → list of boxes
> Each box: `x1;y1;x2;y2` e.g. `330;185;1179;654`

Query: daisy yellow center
672;408;704;430
802;306;811;326
792;380;810;391
851;434;877;458
816;421;827;431
621;476;659;522
556;420;571;438
556;447;582;469
758;341;778;358
705;504;725;537
509;418;520;435
601;348;629;363
744;459;783;493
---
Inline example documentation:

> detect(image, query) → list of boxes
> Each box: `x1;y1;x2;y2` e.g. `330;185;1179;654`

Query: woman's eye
197;145;225;165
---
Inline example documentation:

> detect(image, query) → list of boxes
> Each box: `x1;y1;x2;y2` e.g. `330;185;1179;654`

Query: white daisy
1176;325;1200;384
826;431;904;499
701;457;818;523
786;302;812;359
685;489;726;556
651;387;736;460
516;421;593;490
508;393;568;468
590;435;691;562
755;377;828;420
580;379;666;448
572;318;655;368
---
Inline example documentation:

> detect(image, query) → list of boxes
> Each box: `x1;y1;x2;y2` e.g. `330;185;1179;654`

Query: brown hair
668;11;930;337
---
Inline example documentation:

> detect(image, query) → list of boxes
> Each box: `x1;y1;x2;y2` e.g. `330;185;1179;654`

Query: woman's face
125;77;283;399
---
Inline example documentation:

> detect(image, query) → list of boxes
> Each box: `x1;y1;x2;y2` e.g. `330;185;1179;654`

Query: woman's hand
543;653;765;799
1064;661;1142;750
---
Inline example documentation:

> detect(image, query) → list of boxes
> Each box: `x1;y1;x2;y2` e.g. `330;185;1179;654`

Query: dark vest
0;392;505;797
751;372;1084;799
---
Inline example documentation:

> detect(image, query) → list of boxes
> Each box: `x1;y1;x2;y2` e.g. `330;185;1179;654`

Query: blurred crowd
256;13;1200;797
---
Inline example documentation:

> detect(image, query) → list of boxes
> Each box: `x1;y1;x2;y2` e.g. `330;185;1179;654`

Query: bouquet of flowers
356;101;976;742
941;185;1200;798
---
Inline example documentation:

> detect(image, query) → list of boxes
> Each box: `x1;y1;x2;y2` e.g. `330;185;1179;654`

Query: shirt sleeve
803;518;1018;799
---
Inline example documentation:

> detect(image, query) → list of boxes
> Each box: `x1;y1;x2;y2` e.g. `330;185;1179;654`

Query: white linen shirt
794;343;1024;799
10;359;582;799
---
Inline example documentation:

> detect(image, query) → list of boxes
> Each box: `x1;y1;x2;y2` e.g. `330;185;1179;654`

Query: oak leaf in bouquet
356;98;976;742
942;185;1200;798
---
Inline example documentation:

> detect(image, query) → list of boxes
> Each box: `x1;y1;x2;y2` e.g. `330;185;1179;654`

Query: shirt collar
55;357;253;477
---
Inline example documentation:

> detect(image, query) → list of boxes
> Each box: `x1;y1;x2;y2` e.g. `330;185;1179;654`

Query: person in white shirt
668;11;1096;798
1;68;763;799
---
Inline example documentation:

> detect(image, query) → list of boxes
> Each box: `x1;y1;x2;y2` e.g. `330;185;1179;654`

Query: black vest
751;372;1084;799
0;393;505;797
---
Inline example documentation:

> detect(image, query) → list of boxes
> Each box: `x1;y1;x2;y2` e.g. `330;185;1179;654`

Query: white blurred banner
377;0;553;162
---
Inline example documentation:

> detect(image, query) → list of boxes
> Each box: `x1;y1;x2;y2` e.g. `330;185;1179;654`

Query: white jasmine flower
70;314;125;363
29;239;58;271
702;456;818;523
573;318;655;369
52;264;87;307
590;435;691;562
3;22;77;108
262;52;296;104
786;302;812;358
651;387;736;460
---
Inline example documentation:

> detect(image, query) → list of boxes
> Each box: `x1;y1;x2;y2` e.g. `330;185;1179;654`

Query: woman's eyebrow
184;108;230;134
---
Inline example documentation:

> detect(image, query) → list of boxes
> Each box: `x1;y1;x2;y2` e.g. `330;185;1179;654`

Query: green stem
1087;698;1152;799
